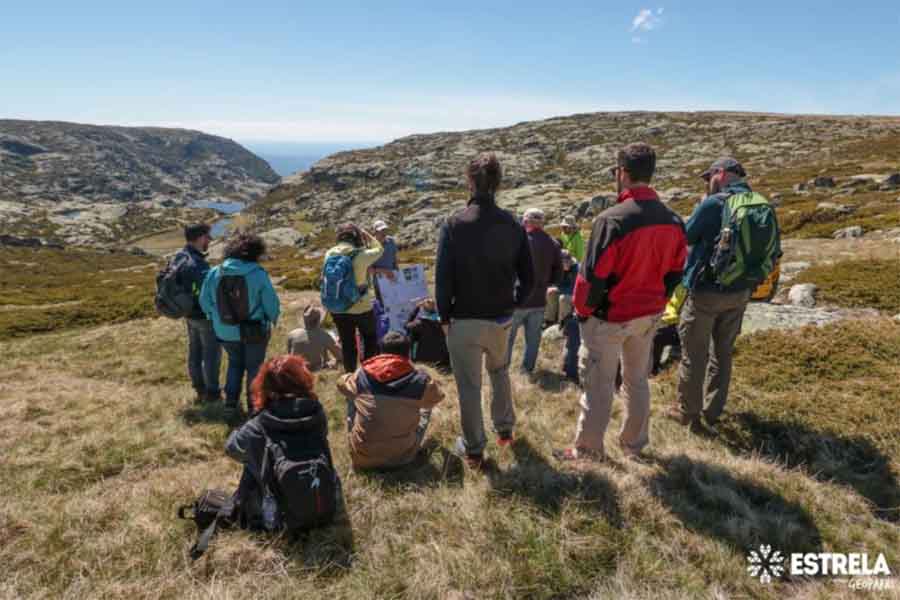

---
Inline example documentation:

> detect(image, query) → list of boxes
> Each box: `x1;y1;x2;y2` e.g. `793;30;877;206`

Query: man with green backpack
669;158;781;433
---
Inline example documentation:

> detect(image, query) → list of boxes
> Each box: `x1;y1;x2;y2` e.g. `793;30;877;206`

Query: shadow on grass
353;440;465;490
486;438;622;527
181;402;228;426
719;412;900;522
280;488;355;573
650;454;822;554
531;368;573;393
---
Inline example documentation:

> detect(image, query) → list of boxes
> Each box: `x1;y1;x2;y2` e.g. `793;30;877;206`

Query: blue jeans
563;316;581;382
507;307;545;372
186;319;222;394
222;340;269;412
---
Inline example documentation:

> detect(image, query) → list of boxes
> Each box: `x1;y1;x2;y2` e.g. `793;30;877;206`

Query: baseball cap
373;219;389;232
701;158;747;180
561;215;577;227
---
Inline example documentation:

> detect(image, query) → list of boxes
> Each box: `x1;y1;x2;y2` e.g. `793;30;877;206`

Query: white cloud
631;7;665;33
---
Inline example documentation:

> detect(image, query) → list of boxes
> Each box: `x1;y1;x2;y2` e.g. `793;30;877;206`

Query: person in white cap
370;219;399;301
507;207;562;373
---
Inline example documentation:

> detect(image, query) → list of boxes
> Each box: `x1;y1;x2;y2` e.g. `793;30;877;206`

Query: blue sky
3;1;899;144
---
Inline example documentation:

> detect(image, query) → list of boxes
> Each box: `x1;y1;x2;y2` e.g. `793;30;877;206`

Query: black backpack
217;274;269;343
177;489;237;560
216;275;251;325
155;256;194;319
262;435;339;534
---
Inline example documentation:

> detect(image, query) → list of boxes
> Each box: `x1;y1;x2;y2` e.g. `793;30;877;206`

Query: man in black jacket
435;153;534;468
507;207;562;373
174;224;222;403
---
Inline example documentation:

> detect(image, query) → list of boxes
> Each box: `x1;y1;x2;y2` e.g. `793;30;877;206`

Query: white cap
523;208;545;222
373;219;389;232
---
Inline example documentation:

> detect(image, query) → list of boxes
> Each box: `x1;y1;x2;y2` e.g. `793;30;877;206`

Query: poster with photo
376;265;429;332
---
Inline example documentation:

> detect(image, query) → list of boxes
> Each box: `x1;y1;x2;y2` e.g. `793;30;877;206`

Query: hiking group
162;142;781;546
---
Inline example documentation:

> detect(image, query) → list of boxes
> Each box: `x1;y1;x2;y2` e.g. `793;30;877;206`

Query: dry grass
3;290;899;598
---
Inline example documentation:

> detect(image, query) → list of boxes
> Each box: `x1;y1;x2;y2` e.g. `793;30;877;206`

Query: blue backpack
320;250;367;313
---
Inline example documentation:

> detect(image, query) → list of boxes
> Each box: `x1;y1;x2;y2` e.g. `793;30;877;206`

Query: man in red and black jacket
555;143;687;463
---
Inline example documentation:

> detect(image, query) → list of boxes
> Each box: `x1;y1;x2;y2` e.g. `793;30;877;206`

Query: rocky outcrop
0;120;280;247
0;120;278;205
253;112;900;249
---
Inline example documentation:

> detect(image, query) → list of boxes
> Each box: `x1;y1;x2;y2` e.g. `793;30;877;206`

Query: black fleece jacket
435;194;535;323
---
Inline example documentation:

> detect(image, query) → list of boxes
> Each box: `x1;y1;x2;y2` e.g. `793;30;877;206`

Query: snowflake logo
747;545;786;584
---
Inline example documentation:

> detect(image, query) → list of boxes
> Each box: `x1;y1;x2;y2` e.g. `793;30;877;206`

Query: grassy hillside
2;288;898;599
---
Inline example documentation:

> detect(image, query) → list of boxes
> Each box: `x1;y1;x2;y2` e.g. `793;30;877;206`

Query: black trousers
333;310;378;373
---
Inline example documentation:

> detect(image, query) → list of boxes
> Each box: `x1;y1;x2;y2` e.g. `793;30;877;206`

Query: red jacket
573;186;687;323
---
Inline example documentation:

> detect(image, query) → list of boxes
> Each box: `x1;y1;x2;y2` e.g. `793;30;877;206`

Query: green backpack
709;192;780;288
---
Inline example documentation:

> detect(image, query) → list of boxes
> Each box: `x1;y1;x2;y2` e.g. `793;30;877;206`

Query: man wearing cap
174;224;222;404
370;219;399;302
558;215;585;263
669;158;775;433
507;208;562;373
555;143;687;462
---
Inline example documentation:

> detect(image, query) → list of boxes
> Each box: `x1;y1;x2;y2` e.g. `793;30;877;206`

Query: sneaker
454;436;486;470
664;406;692;426
496;431;514;448
552;447;606;463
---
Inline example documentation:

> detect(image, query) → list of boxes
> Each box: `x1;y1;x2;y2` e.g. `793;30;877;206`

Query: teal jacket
200;258;281;342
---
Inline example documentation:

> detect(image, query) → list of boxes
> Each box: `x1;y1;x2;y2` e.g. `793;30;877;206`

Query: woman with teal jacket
200;231;280;423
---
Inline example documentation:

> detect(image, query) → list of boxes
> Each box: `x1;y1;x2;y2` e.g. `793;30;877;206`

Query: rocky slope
0;120;279;246
254;111;900;249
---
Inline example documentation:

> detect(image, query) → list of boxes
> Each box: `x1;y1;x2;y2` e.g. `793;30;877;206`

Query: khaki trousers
676;288;750;424
574;313;660;455
447;318;515;455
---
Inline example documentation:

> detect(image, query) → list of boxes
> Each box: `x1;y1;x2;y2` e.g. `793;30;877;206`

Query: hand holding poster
376;265;429;332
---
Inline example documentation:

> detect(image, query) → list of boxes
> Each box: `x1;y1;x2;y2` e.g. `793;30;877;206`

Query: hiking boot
496;431;515;448
688;419;718;438
204;390;223;404
552;447;606;463
193;389;207;405
223;401;242;425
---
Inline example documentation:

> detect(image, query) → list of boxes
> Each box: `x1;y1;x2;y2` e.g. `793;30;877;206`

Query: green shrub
793;259;900;312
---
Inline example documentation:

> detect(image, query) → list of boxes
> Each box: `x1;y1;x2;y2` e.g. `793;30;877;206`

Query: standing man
175;223;222;404
558;215;585;263
669;158;780;433
371;218;398;301
435;153;534;468
555;143;687;462
507;208;562;373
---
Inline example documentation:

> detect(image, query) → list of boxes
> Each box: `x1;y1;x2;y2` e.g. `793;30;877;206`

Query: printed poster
376;264;429;332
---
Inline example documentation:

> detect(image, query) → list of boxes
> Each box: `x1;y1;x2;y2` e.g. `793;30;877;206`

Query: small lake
190;199;247;239
189;199;246;215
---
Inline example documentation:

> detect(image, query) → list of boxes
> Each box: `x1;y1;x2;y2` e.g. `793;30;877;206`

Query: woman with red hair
225;355;338;532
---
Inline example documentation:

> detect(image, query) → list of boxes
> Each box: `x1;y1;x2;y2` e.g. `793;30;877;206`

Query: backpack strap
188;497;235;561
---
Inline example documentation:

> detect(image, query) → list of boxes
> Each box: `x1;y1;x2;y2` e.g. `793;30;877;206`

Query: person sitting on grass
225;355;338;531
286;305;342;371
337;331;444;470
405;297;450;369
